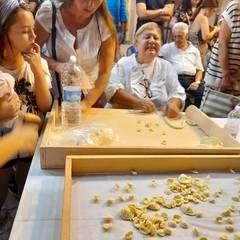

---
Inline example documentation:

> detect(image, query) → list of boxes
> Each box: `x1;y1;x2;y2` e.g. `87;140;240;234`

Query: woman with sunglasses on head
104;22;185;119
34;0;117;112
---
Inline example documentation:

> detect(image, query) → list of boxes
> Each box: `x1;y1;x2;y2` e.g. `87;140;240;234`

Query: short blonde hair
172;22;189;34
135;22;161;42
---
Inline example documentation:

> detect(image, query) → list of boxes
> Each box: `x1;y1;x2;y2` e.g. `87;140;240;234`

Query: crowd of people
0;0;239;234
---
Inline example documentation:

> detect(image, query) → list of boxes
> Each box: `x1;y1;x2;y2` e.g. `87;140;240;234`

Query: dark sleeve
136;0;146;3
165;0;172;5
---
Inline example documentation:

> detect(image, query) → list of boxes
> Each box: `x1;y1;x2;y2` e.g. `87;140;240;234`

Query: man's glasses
140;79;152;98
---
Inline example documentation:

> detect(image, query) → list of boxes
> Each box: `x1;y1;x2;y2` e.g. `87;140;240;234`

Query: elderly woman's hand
133;99;156;113
166;99;182;119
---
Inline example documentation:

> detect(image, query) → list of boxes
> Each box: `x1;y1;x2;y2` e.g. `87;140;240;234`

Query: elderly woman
105;22;186;118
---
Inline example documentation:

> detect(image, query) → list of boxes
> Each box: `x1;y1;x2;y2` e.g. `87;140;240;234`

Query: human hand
0;92;20;121
221;73;237;91
187;82;199;91
118;32;125;44
166;100;182;119
12;122;39;155
214;26;220;33
22;43;42;70
133;99;156;113
23;113;41;125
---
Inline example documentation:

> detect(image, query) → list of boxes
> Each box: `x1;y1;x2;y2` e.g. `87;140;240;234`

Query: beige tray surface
61;155;240;240
40;101;240;169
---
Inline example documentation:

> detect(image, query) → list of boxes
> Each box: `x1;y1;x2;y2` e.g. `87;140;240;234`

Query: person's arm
110;89;156;113
166;98;182;118
22;43;52;113
34;21;67;74
136;3;172;22
119;22;126;44
165;62;185;117
81;36;116;113
218;18;236;89
0;122;39;168
187;69;203;91
169;16;177;28
200;16;219;41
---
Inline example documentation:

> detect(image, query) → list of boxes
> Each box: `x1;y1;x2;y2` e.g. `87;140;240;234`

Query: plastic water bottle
223;105;240;138
61;56;82;128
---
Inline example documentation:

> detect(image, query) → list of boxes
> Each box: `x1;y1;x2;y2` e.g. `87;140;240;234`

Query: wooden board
40;101;240;169
61;155;240;240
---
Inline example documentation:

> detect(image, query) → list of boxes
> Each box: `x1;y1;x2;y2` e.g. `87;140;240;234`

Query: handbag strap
51;0;62;104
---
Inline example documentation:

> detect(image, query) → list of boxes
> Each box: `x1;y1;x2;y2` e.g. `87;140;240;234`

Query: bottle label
63;86;81;102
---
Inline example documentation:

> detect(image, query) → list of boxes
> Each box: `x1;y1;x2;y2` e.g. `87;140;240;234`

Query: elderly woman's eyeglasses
140;79;153;98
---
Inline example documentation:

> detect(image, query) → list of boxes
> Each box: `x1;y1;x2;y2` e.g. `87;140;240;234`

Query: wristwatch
195;80;201;84
159;9;163;15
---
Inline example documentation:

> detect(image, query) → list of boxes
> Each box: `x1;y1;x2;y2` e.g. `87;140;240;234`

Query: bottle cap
69;55;77;64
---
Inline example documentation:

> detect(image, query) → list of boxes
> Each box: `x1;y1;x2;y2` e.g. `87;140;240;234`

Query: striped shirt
204;0;240;89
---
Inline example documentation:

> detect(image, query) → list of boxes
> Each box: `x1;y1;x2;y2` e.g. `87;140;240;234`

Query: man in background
136;0;173;42
160;22;204;108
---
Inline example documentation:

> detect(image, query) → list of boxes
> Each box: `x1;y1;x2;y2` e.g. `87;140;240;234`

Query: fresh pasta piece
104;215;113;223
128;195;134;201
180;204;195;216
125;230;133;240
180;221;189;229
216;216;223;224
173;214;181;223
225;224;234;232
234;233;240;240
147;202;160;211
118;193;125;201
107;198;114;206
157;229;166;237
93;194;100;203
195;211;203;218
168;220;177;228
131;170;138;175
227;217;233;224
151;179;158;187
164;228;172;235
232;196;240;202
220;234;230;240
222;210;231;217
115;183;120;189
120;206;134;221
229;205;237;212
103;223;112;231
193;227;200;236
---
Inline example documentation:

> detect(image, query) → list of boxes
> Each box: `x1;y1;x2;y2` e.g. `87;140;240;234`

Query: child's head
0;71;15;101
0;0;34;61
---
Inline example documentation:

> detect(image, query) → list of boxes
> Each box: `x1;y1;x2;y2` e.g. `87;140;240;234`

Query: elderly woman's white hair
134;22;161;43
172;22;189;34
